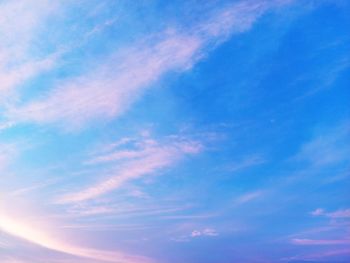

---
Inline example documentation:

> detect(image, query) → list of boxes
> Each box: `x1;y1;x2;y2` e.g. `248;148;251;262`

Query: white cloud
173;227;219;242
310;208;325;216
190;228;219;238
191;230;202;237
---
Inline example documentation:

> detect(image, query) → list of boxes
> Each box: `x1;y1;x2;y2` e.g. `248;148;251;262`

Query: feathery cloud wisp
0;0;59;100
291;238;350;245
234;190;264;205
57;136;202;203
6;0;290;129
311;208;350;219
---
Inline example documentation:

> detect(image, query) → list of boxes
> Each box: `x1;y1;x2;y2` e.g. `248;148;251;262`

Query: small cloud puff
191;228;219;238
310;208;325;216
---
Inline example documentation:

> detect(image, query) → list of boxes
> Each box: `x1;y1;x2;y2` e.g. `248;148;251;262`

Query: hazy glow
0;210;152;263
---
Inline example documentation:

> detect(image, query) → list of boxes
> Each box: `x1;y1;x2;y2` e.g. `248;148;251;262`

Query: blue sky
0;0;349;262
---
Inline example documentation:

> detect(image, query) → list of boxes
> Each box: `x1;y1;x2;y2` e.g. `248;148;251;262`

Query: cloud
311;208;350;219
310;208;325;216
0;56;57;95
173;227;219;242
160;213;217;220
0;143;18;172
293;123;350;168
57;135;203;203
7;32;202;129
0;211;154;263
66;203;189;220
190;230;202;237
191;228;219;237
327;209;350;219
291;238;350;245
10;179;58;197
6;0;294;130
226;155;265;172
0;0;59;100
234;190;264;205
282;248;350;261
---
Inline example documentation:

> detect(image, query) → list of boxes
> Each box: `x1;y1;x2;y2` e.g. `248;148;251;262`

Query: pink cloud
283;248;350;261
327;209;350;219
310;208;350;218
0;0;59;101
57;136;202;203
292;238;350;245
8;32;202;129
6;0;294;129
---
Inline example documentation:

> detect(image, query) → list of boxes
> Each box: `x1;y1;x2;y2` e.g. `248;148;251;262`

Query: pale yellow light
0;212;152;263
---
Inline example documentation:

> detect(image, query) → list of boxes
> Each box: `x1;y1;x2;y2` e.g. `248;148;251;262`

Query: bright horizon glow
0;210;152;263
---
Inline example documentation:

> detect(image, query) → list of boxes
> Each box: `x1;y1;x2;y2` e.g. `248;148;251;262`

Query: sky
0;0;349;262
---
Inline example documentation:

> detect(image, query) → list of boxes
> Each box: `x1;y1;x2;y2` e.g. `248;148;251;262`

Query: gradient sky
0;0;349;262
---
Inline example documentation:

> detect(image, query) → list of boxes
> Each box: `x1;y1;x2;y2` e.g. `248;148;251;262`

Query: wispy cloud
0;0;59;100
291;238;350;245
160;214;217;220
293;123;350;168
327;209;350;219
6;0;293;129
10;179;58;197
284;122;350;184
191;228;219;237
311;208;350;219
7;32;201;129
226;155;265;172
57;135;202;203
172;227;219;242
0;143;18;172
282;248;350;261
234;190;265;205
65;203;189;219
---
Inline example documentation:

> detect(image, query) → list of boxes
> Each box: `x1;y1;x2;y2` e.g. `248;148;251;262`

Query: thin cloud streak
311;208;350;219
291;238;350;245
282;248;350;261
57;137;202;203
234;190;264;205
